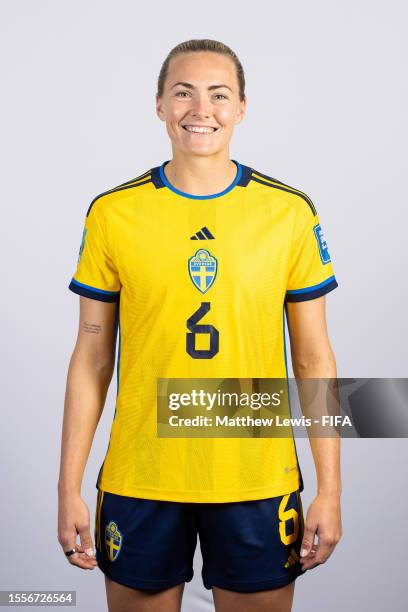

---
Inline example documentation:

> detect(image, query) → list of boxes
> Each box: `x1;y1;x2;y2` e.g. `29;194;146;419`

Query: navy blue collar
150;160;252;199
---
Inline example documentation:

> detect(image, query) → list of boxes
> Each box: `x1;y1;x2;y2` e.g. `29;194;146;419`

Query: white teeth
183;125;216;134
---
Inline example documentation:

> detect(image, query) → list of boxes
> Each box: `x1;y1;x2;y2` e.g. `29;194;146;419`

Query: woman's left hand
299;492;342;570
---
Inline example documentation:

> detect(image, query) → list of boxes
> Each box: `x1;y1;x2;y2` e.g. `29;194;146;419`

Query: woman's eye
174;91;227;100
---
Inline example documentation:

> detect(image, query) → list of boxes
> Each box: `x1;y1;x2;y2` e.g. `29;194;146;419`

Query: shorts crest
105;520;123;562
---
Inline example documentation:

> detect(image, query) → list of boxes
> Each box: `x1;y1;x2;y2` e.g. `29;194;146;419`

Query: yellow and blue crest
105;520;123;562
188;249;218;293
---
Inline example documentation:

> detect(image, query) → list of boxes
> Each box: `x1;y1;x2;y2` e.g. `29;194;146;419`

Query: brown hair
157;39;246;102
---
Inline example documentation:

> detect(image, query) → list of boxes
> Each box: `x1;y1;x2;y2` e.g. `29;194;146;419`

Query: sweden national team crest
188;249;218;293
105;520;123;562
313;223;331;264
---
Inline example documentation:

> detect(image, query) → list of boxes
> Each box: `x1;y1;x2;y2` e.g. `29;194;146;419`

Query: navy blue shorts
95;488;305;593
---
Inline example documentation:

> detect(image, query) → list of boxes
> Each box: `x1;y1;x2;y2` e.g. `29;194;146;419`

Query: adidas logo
190;226;215;240
284;548;300;568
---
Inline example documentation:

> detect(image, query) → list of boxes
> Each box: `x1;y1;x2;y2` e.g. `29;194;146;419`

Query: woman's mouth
182;125;218;134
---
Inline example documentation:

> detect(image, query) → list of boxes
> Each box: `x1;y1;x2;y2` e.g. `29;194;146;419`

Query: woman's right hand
57;491;98;570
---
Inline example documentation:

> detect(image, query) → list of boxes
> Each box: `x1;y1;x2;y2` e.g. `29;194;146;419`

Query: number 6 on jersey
186;302;219;359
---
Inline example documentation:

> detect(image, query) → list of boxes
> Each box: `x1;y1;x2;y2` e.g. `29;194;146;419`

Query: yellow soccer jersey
68;160;338;503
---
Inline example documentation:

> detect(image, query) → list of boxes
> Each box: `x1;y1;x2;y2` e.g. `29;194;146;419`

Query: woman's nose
190;96;212;118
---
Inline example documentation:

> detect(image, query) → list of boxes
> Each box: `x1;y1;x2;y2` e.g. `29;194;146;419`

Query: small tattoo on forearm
83;322;102;334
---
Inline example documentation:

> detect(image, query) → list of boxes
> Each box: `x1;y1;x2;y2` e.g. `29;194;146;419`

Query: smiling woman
155;40;247;195
61;38;342;612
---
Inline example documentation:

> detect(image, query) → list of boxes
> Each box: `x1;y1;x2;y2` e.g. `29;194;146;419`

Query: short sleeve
285;199;338;302
68;199;121;302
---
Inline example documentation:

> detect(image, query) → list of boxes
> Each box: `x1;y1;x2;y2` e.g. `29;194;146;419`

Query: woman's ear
235;96;247;125
156;95;166;121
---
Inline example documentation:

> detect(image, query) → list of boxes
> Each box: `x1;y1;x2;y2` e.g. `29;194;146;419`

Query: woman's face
156;52;246;158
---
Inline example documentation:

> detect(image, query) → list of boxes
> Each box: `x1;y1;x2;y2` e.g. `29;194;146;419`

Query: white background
1;0;407;610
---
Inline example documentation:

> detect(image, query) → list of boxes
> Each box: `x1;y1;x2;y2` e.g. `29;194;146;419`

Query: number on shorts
278;493;299;545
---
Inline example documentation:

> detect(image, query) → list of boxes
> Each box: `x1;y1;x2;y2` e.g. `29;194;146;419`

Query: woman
58;39;342;612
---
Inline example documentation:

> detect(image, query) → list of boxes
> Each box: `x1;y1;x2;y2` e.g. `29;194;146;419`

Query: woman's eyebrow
171;81;232;92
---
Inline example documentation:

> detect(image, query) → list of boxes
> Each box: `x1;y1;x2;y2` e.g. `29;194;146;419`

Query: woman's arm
57;296;118;569
285;296;342;571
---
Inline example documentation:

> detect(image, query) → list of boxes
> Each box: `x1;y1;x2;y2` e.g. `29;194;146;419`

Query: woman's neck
163;153;237;196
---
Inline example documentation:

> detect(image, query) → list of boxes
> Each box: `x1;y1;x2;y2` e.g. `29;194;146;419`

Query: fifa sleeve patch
313;223;331;264
78;228;87;263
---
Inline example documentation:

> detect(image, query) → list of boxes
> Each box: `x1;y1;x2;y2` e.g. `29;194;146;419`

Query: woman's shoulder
85;166;155;217
248;164;317;217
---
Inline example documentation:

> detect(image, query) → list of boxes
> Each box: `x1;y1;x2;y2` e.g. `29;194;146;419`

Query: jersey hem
97;476;301;503
68;278;120;303
285;276;338;302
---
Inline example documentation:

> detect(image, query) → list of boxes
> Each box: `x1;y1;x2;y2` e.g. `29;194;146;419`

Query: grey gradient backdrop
1;0;407;610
